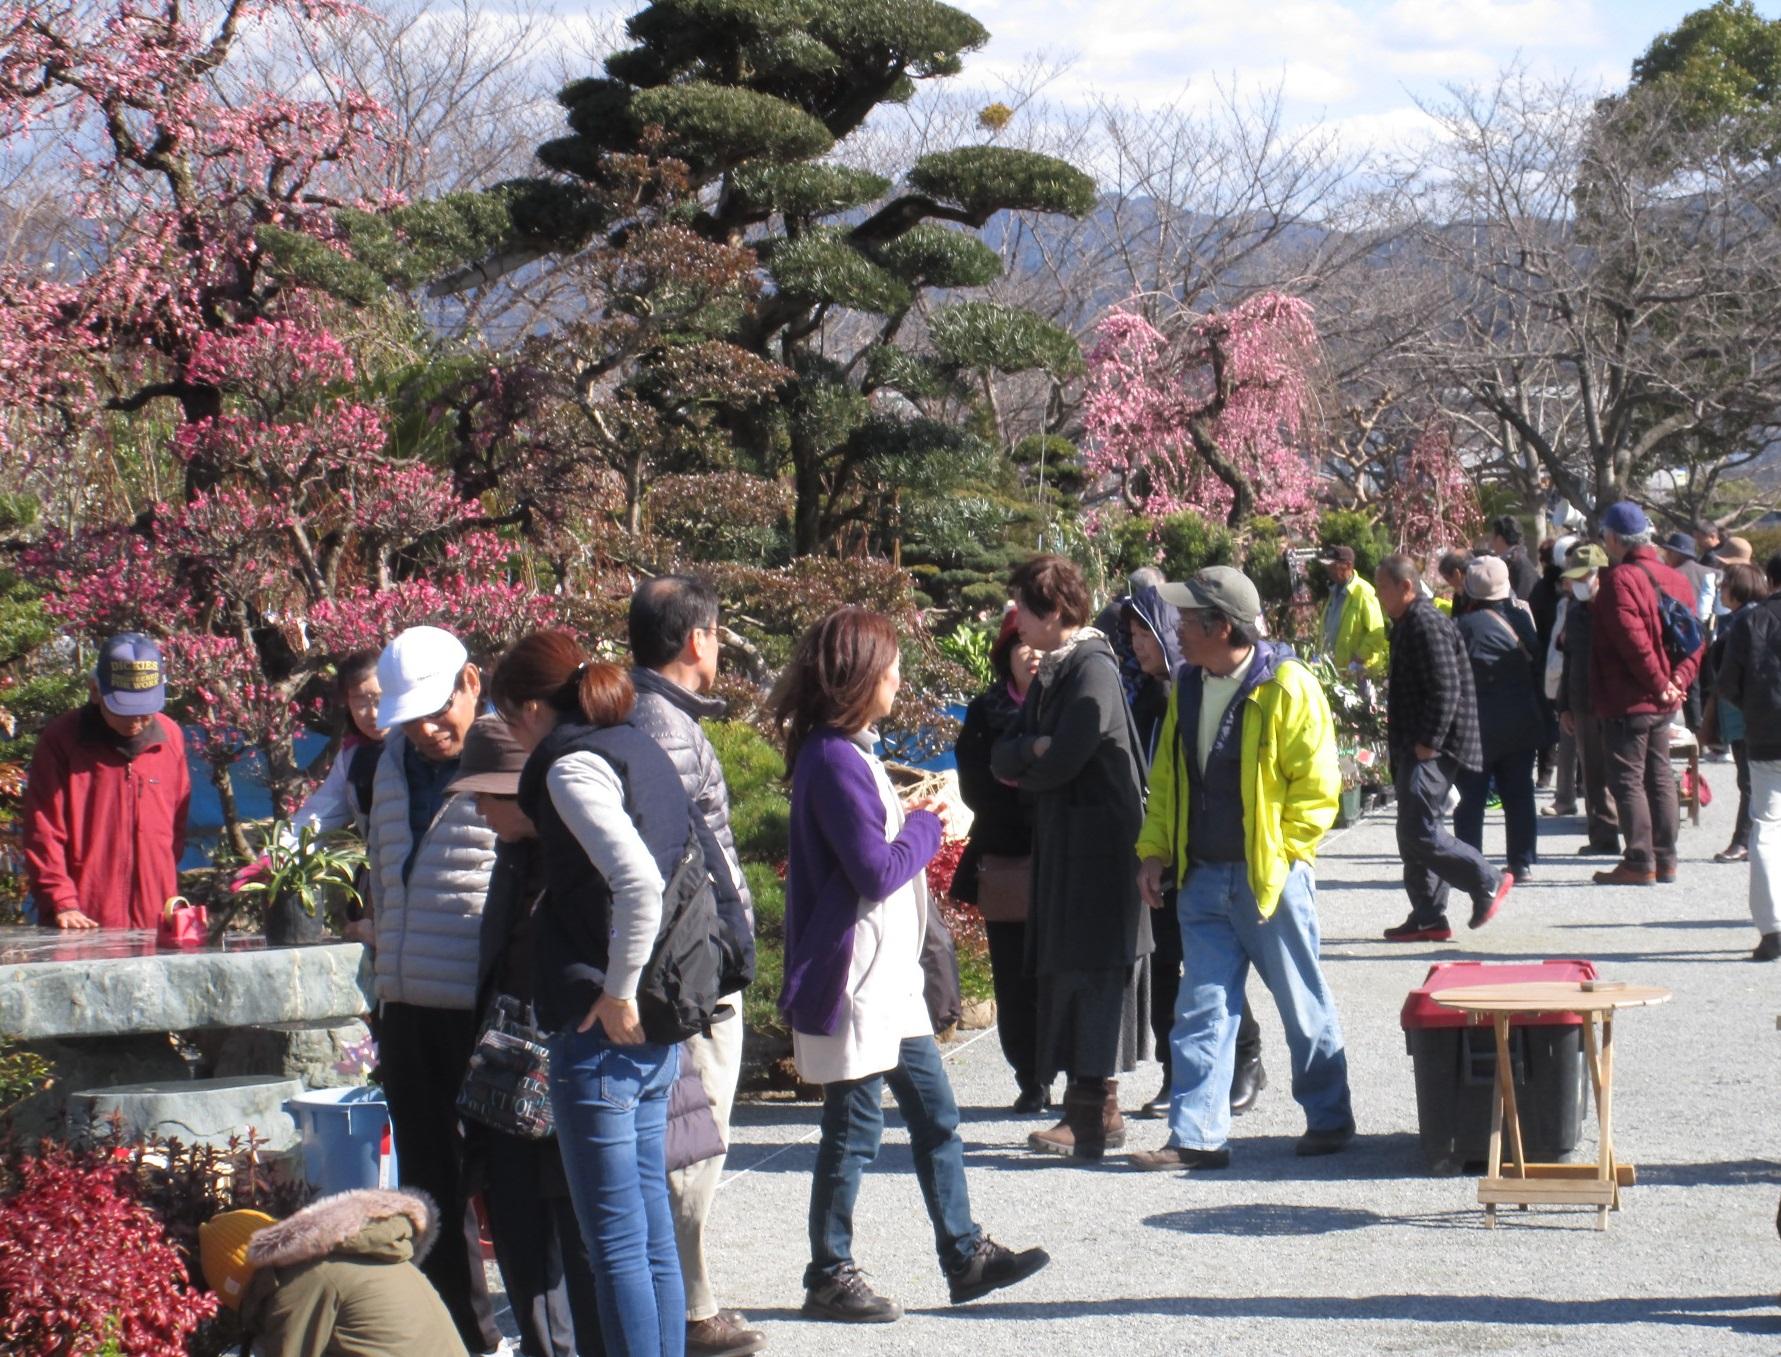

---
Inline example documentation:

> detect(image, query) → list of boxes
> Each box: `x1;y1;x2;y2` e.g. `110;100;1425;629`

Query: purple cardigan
778;726;943;1036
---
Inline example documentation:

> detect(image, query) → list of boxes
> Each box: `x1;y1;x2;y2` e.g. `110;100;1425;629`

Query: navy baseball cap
1600;501;1650;536
96;633;167;716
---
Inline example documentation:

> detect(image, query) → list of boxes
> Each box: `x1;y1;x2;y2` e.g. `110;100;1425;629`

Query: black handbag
456;994;555;1139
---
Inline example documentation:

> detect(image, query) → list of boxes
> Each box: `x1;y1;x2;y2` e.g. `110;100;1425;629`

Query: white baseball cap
376;626;469;728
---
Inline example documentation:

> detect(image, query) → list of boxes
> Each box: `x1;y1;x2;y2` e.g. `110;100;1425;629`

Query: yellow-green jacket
1135;644;1340;919
1328;577;1390;676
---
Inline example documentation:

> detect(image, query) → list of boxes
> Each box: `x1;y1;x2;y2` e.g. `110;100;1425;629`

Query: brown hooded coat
239;1189;469;1357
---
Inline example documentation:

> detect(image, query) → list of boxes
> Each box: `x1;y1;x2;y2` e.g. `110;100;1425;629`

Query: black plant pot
264;893;327;946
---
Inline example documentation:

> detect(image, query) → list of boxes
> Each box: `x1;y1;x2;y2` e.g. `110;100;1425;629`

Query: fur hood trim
247;1188;439;1270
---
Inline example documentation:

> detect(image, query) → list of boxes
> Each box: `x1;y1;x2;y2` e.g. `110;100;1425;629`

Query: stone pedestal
69;1075;303;1149
194;1018;373;1090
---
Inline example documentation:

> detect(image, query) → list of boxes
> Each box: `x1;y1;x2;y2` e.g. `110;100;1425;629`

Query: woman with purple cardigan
770;607;1049;1325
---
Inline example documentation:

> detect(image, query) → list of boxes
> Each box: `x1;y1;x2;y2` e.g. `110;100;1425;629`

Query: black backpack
637;819;723;1044
1631;562;1704;672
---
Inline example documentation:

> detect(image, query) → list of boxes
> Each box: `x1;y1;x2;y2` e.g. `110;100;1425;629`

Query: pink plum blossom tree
1082;293;1322;530
1393;421;1483;562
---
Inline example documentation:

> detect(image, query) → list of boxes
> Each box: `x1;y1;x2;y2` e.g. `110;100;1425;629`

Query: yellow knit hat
199;1209;277;1309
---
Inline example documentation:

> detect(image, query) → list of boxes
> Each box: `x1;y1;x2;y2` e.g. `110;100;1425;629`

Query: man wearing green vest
1319;546;1389;679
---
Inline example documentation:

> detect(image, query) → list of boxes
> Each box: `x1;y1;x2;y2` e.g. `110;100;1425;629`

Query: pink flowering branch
1083;293;1322;529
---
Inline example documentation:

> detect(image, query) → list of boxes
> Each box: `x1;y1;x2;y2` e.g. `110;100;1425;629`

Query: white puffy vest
366;733;497;1010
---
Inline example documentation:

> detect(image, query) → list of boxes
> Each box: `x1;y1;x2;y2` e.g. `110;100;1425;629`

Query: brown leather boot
1085;1078;1126;1160
1027;1085;1086;1155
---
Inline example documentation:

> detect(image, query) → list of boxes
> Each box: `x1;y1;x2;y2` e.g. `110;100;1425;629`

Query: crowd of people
16;498;1781;1356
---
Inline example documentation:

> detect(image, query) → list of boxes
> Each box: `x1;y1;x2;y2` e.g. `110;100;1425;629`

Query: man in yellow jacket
1128;566;1355;1171
1318;545;1390;677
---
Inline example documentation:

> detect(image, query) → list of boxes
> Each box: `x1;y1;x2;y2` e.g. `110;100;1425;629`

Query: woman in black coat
1454;557;1546;880
991;555;1150;1163
952;612;1044;1112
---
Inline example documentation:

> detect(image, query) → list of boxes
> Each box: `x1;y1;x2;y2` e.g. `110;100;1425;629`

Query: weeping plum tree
1081;293;1322;531
410;0;1096;556
1392;422;1483;562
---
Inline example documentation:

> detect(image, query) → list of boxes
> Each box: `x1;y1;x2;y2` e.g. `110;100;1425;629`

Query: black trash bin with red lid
1401;959;1595;1174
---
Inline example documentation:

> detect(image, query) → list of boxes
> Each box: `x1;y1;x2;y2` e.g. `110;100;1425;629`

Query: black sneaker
947;1237;1051;1305
802;1264;902;1323
1753;933;1781;962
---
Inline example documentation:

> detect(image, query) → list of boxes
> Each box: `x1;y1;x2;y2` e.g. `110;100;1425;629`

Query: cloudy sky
552;0;1781;150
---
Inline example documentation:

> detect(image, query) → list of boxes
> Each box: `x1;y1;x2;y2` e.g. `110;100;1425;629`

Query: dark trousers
481;1132;605;1357
985;921;1042;1094
1602;713;1679;874
1576;715;1621;851
380;1002;500;1355
1733;740;1753;849
806;1036;980;1286
1454;747;1539;875
1149;899;1260;1088
1394;756;1499;927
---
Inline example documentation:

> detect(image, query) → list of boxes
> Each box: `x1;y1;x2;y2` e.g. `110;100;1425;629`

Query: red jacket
1588;545;1704;717
22;706;191;929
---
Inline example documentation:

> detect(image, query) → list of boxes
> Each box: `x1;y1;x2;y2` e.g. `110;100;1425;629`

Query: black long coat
990;633;1151;977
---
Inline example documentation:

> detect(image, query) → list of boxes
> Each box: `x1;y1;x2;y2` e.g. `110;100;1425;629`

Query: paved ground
686;773;1781;1356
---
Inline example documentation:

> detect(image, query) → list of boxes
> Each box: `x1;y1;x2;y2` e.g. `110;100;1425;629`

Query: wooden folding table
1430;981;1672;1231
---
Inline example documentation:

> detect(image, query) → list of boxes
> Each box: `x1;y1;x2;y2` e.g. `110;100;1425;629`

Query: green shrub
1243;515;1294;610
1315;509;1393;597
1157;510;1236;581
706;720;788;862
709;721;791;1034
742;864;786;1035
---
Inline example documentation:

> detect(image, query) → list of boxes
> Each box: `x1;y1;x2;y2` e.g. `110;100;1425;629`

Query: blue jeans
1167;861;1354;1151
550;1027;684;1357
806;1035;981;1287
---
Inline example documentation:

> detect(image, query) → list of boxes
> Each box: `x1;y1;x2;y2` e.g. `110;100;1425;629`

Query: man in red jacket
1590;502;1704;886
22;633;191;929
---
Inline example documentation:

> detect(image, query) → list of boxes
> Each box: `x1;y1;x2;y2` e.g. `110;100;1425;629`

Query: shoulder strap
1477;606;1532;662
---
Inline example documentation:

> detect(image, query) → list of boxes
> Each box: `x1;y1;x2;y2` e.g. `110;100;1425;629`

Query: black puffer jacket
1719;595;1781;761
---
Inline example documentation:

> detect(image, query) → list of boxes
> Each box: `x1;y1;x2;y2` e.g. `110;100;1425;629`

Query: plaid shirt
1386;597;1483;773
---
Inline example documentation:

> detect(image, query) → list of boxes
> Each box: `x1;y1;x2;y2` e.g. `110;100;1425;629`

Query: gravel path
688;772;1781;1355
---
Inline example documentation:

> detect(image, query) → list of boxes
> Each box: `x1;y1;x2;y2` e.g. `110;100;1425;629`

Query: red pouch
156;896;209;949
1681;767;1713;807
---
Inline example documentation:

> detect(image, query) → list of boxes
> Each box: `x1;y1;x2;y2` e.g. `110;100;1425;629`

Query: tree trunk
211;762;252;862
625;449;645;535
1187;416;1258;530
791;441;826;557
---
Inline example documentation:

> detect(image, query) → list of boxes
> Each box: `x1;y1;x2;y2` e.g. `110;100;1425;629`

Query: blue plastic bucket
285;1086;395;1196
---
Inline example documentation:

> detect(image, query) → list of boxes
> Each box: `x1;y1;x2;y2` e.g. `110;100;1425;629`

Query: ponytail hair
766;607;900;772
490;629;635;728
